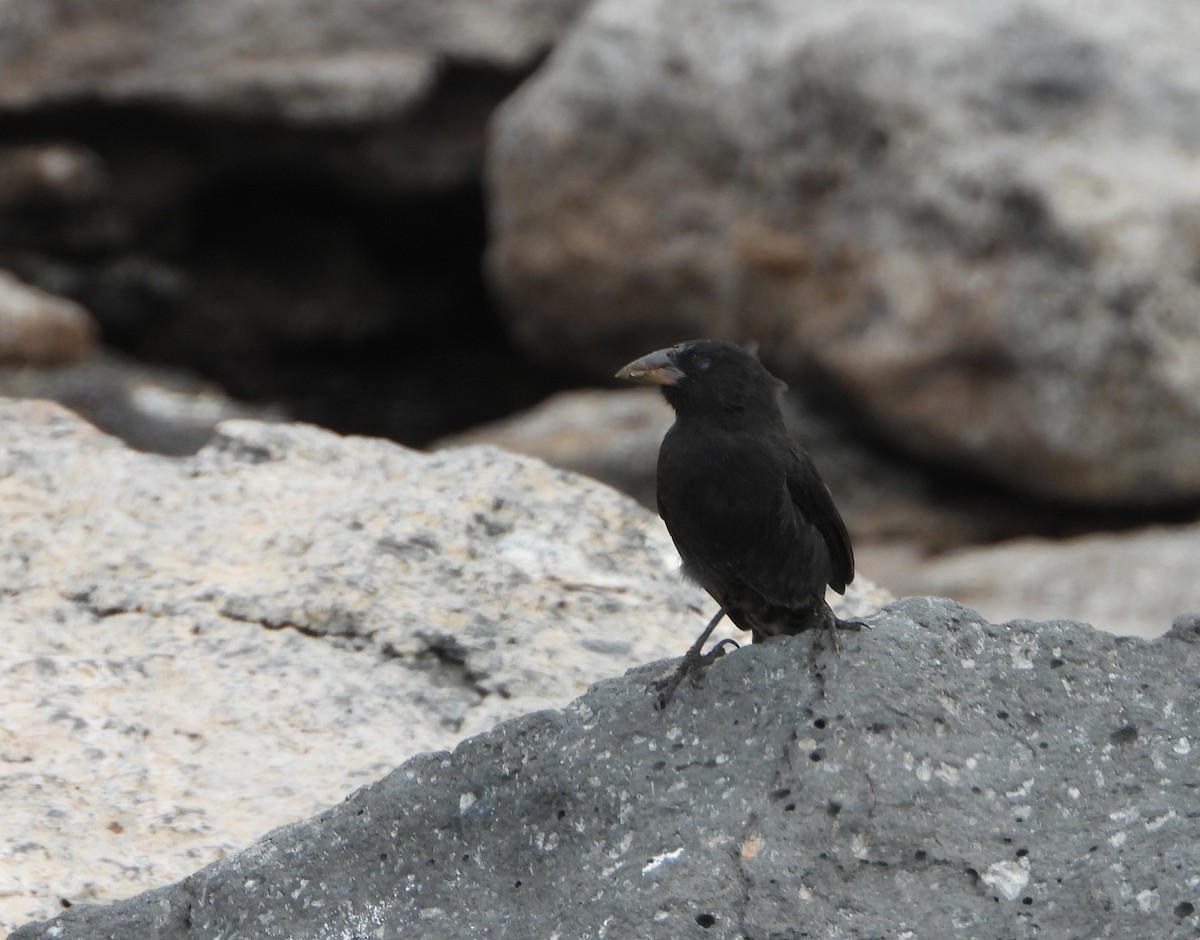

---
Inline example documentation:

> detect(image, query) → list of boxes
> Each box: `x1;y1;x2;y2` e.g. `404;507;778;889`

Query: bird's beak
615;348;684;386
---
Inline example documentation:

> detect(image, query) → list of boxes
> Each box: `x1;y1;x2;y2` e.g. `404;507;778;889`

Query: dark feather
619;338;855;643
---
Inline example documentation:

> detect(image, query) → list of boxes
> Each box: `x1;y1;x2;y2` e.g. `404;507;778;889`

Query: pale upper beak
615;348;684;386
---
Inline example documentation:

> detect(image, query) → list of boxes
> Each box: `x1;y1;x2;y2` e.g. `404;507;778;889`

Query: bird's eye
693;356;711;371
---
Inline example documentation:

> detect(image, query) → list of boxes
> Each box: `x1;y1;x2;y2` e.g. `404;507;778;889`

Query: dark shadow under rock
15;597;1200;939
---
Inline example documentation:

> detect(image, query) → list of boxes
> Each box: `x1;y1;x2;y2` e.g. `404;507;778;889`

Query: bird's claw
648;667;690;710
706;638;740;658
648;639;740;710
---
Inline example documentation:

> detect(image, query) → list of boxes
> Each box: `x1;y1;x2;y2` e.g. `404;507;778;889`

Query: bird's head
615;339;786;419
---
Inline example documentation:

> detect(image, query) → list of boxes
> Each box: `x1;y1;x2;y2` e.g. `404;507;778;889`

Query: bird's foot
649;639;740;710
821;618;867;657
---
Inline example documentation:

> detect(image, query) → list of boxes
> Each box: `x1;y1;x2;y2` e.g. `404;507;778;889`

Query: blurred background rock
2;0;1199;636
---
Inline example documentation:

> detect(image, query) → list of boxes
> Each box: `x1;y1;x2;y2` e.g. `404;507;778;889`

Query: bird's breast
657;429;788;550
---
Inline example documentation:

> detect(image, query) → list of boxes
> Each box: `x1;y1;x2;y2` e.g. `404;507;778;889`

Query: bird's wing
785;447;854;594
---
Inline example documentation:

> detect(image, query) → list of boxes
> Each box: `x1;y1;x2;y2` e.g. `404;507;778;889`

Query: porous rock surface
10;399;874;931
13;599;1200;938
488;0;1200;506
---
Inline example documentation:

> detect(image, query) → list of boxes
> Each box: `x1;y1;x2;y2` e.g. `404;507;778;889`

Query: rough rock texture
882;523;1200;640
488;0;1200;506
0;269;95;364
0;348;284;454
13;598;1200;939
0;400;883;932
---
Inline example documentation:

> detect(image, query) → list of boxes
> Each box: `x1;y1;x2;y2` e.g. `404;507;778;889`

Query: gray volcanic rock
14;598;1200;938
488;0;1200;506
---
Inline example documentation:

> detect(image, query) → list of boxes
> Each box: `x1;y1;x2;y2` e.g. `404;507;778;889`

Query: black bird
616;338;857;707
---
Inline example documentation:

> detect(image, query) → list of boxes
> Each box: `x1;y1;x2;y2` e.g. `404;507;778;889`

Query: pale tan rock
867;525;1200;639
435;387;672;507
0;270;96;364
0;401;884;932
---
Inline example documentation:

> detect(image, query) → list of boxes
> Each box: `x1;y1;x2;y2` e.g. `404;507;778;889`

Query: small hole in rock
1049;658;1064;669
996;711;1009;720
784;802;796;812
1022;897;1033;905
827;801;841;817
809;749;824;762
914;850;927;862
1175;902;1195;918
813;718;827;729
772;788;792;800
695;913;717;928
1110;725;1138;746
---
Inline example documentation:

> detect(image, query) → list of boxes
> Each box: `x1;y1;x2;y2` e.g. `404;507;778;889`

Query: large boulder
13;598;1200;938
488;0;1200;506
0;400;881;932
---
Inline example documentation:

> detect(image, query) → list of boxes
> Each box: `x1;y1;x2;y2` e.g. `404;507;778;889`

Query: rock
0;0;583;131
487;0;1200;506
0;269;95;364
874;523;1200;640
0;0;592;439
0;347;284;454
435;385;1077;554
0;143;106;209
434;387;673;507
0;401;883;932
439;387;1197;640
13;597;1200;939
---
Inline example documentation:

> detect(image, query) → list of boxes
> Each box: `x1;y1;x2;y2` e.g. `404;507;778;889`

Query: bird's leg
826;612;842;656
649;607;732;709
